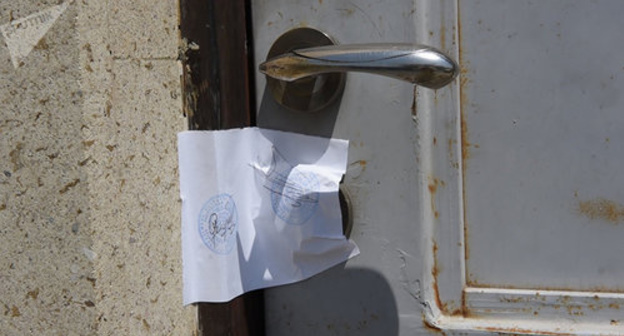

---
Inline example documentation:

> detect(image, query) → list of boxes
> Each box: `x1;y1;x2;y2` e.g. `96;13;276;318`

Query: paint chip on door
0;1;70;68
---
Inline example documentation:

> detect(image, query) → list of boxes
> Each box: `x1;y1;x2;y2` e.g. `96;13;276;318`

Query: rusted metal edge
178;0;263;335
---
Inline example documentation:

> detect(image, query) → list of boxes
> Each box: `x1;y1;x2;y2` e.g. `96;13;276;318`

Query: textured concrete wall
1;1;195;335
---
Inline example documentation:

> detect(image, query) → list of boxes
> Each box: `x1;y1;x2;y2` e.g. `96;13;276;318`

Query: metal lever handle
260;28;459;113
260;43;458;90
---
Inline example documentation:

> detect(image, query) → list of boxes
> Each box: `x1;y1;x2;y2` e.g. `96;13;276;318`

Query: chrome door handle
259;28;459;113
260;44;458;90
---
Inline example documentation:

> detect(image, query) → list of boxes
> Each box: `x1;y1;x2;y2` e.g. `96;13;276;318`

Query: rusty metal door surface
252;1;624;334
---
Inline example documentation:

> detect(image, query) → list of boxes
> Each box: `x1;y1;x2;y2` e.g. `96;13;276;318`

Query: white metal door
253;1;624;334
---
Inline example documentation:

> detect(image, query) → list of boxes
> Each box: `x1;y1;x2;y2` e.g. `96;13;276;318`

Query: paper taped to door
178;127;359;304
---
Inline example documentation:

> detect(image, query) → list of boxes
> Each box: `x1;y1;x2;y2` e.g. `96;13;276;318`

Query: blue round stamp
198;194;238;254
270;169;320;225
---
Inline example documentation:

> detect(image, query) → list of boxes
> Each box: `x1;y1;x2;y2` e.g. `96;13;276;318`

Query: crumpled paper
178;127;359;304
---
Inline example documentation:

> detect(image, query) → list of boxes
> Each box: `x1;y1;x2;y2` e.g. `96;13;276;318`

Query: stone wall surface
0;1;195;335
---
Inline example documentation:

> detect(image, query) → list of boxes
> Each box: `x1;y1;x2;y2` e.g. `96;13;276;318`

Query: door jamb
178;1;264;335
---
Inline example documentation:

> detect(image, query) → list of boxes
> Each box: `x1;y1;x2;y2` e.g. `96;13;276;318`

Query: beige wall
1;1;195;334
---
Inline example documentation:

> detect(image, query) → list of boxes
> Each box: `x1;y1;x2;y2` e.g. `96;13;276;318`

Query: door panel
461;0;624;292
252;0;624;334
254;1;423;335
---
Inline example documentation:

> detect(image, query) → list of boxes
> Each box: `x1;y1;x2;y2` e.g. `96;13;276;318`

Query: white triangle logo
0;1;70;68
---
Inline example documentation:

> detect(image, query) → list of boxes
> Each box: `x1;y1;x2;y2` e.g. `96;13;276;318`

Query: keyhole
339;185;353;238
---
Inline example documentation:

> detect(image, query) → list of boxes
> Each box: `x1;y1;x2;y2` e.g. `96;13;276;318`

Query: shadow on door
264;265;399;336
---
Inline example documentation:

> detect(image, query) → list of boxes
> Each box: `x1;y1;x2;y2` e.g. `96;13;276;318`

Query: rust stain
457;10;471;166
587;303;604;311
431;240;447;314
447;138;456;162
463;212;470;261
457;6;464;83
450;289;470;318
449;308;462;317
460;72;470;262
566;305;584;316
459;288;469;318
59;179;80;194
501;296;524;303
459;76;471;164
479;326;573;336
577;198;624;223
429;178;440;219
428;179;438;194
470;281;621;296
422;314;446;335
432;241;439;277
457;11;473;268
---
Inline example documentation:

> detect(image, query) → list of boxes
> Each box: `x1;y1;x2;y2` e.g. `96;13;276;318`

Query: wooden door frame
178;0;265;335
